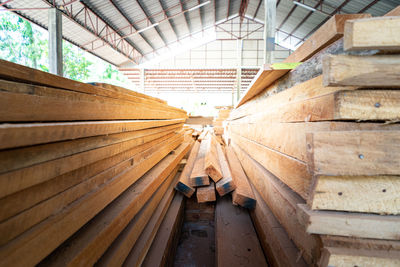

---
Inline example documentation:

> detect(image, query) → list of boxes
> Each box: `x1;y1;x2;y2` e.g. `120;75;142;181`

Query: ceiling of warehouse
2;0;399;67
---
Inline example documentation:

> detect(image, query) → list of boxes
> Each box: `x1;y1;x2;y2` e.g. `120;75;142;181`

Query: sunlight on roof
139;27;217;68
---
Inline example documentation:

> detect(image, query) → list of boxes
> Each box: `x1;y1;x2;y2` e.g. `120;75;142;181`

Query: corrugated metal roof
2;0;399;66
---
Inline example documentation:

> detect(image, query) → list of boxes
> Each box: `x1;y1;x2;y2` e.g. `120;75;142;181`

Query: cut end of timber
175;182;195;198
233;191;257;210
191;176;210;187
215;178;236;197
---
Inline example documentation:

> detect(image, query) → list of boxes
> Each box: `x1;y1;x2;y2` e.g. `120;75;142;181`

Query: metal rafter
107;0;154;54
213;0;216;24
0;0;12;7
253;0;262;19
295;0;351;46
180;0;192;34
358;0;379;13
140;16;234;61
278;3;297;29
239;0;249;23
41;0;143;64
198;0;203;29
282;0;323;42
245;15;305;42
227;0;231;20
135;0;168;47
157;0;179;40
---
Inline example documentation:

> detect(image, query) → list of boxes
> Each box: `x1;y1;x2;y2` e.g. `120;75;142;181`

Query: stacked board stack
0;59;192;266
175;129;256;209
225;8;400;267
213;106;232;136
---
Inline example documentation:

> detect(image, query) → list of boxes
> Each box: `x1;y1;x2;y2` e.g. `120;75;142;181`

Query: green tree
0;13;47;70
63;41;92;81
0;12;129;86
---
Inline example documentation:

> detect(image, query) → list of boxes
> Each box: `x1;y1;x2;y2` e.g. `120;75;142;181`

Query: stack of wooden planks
175;129;256;209
226;9;400;267
213;107;232;136
0;59;192;266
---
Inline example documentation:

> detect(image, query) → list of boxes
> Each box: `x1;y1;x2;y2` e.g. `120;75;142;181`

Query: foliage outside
0;11;131;87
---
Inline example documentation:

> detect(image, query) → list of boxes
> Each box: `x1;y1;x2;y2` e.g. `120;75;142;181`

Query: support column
263;0;276;64
236;38;243;103
48;8;63;76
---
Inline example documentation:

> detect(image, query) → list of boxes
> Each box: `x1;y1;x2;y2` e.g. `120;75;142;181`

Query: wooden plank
230;75;356;120
93;82;166;104
344;17;400;51
0;135;182;245
250;184;307;267
215;144;236;196
0;134;183;246
0;78;185;116
196;181;216;203
95;168;180;267
235;90;400;123
197;129;209;142
0;133;174;223
40;142;189;267
236;64;293;108
185;116;214;125
229;120;400;162
225;146;256;209
121;173;180;267
385;5;400;16
0;119;184;150
0;81;185;122
231;133;311;199
0;135;183;267
319;247;400;267
141;193;184;267
297;204;400;240
0;123;182;174
231;144;321;265
204;136;223;182
0;60;183;114
175;141;200;197
215;195;268;267
310;175;400;215
284;14;371;63
323;55;400;87
0;127;179;199
307;131;400;176
321;235;400;251
189;138;210;187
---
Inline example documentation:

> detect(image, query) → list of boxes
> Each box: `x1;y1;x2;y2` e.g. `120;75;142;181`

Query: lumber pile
213;106;232;136
0;60;192;266
175;129;256;209
226;10;400;267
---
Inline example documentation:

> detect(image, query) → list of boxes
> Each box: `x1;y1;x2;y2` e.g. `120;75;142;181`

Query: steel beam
108;0;157;53
294;0;351;46
282;0;323;42
135;0;168;47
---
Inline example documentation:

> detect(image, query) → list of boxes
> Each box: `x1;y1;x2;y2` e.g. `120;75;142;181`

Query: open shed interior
1;1;400;266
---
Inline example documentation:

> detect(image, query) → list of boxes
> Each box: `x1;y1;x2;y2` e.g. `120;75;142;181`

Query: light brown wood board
215;195;268;267
225;146;256;209
231;144;321;265
0;119;184;150
0;135;183;266
175;141;200;197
